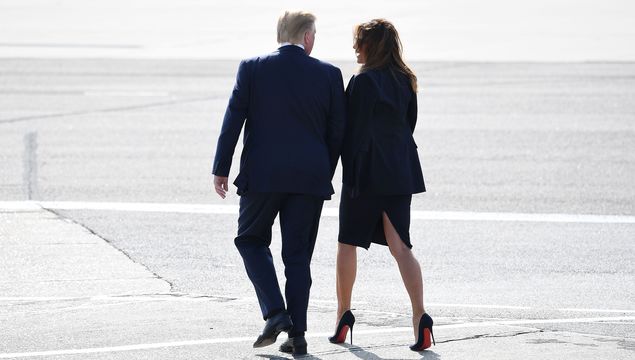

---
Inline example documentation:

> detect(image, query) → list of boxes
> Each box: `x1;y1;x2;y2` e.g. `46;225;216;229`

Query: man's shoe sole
279;339;307;355
253;323;292;348
292;345;307;355
280;345;307;355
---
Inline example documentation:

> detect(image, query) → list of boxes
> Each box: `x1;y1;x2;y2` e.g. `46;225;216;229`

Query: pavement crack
111;292;239;302
442;329;543;344
43;208;175;292
298;330;545;358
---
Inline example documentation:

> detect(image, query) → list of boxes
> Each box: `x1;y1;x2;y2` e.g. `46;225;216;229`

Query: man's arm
211;60;252;197
326;67;347;178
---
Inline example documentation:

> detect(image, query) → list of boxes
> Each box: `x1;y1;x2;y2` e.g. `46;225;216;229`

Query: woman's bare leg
335;242;357;322
382;212;425;337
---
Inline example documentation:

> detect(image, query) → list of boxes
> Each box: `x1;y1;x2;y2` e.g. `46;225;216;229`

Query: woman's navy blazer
341;68;425;196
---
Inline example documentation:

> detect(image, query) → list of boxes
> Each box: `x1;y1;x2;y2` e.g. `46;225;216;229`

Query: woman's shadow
254;343;441;360
339;343;441;360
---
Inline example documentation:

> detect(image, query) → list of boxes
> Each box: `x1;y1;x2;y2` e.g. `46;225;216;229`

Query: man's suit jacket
341;68;425;196
213;45;346;199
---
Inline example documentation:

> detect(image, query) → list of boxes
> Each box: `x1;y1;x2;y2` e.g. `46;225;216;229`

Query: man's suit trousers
234;192;323;333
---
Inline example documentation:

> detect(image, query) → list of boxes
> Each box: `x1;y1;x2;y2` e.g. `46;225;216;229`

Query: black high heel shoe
410;313;435;351
328;310;355;344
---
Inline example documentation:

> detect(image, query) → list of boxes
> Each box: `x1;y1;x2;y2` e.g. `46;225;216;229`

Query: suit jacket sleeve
346;73;378;154
326;67;346;178
212;60;251;177
407;90;418;133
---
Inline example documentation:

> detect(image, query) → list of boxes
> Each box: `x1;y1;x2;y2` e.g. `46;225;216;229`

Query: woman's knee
388;240;411;260
338;243;357;255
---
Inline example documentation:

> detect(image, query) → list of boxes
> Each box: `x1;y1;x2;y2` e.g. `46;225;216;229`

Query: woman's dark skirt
338;185;413;249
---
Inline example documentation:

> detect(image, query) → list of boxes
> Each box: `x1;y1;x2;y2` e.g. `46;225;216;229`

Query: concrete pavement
1;59;634;358
1;204;633;359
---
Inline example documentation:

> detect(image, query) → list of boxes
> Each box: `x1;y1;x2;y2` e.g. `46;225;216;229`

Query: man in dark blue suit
212;10;346;355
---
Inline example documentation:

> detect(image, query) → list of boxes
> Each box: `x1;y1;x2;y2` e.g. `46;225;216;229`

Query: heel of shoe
293;344;307;355
329;310;356;344
410;313;434;351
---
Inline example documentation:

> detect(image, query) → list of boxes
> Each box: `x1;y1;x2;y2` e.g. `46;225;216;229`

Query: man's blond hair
277;11;316;44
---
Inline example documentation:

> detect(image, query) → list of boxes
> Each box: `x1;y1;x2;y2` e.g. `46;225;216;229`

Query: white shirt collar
280;42;305;50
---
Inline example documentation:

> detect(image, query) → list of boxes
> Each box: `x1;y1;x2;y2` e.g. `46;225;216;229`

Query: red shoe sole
412;328;432;351
422;328;432;349
335;325;349;343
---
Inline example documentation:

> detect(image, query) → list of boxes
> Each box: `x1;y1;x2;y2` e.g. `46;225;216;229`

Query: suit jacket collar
278;44;306;55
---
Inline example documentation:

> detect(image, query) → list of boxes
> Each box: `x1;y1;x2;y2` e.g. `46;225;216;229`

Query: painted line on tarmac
356;304;635;315
429;303;635;314
560;307;635;314
3;294;634;315
2;294;635;315
440;316;635;328
1;316;634;358
429;303;530;310
1;201;634;224
83;91;170;97
0;294;251;303
2;295;634;314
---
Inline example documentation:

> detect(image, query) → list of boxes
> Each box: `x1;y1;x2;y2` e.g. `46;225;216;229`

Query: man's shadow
256;354;323;360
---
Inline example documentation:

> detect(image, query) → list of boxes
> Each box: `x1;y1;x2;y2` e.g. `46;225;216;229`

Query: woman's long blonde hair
354;19;417;92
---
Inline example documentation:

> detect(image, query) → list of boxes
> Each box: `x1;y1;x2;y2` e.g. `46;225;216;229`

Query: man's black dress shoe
253;311;293;348
279;336;308;355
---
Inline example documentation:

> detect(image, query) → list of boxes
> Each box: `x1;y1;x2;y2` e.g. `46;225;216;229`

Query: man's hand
214;175;229;199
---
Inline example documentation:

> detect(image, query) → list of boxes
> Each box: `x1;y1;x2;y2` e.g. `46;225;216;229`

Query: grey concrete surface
0;208;168;298
1;59;634;359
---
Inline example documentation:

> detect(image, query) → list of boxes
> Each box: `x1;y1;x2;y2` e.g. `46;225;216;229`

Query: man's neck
280;42;305;50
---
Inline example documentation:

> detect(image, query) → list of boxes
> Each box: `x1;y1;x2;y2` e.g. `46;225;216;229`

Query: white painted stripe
3;294;635;315
428;303;635;314
354;304;635;315
310;299;370;305
1;201;634;224
441;316;635;328
83;91;170;97
428;303;530;310
559;307;635;314
0;337;253;358
0;296;79;302
1;316;633;358
0;294;245;303
0;201;41;211
410;210;635;223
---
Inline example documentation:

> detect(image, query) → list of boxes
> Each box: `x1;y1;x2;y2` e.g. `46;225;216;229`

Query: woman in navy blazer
328;19;434;351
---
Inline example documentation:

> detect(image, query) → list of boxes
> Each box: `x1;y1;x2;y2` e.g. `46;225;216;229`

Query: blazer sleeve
346;73;378;153
326;67;346;178
212;60;252;177
407;90;418;133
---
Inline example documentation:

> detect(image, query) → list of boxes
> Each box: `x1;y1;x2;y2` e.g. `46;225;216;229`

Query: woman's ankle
336;306;351;319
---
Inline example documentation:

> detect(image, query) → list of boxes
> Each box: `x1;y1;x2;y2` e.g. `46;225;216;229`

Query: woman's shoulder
348;71;379;92
354;69;380;80
355;67;408;85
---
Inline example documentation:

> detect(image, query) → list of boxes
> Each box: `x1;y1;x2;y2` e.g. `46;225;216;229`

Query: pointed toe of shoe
252;311;293;348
